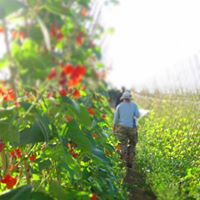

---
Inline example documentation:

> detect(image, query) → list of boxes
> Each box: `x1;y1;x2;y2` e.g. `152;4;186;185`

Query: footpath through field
121;108;156;200
124;158;156;200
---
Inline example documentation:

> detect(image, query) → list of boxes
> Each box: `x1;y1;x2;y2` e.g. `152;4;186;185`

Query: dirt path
124;163;156;200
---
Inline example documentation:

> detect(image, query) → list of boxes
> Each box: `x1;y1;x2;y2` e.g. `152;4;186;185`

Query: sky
101;0;200;92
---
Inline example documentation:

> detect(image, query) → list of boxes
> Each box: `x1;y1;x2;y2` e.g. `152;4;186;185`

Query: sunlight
0;35;6;58
102;0;200;92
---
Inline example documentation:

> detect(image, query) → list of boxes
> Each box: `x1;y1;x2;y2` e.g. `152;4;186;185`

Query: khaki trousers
115;125;138;166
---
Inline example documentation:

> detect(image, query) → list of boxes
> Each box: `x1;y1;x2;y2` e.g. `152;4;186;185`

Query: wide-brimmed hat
120;91;132;100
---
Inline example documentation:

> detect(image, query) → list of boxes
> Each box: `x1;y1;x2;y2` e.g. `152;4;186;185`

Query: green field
135;93;200;200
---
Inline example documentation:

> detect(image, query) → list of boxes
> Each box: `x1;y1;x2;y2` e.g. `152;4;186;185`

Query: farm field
135;93;200;200
0;0;199;200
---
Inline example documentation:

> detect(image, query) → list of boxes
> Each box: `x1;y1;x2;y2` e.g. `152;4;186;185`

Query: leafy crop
137;98;200;200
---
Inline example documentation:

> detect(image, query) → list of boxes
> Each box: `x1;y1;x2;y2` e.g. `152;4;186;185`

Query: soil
124;163;156;200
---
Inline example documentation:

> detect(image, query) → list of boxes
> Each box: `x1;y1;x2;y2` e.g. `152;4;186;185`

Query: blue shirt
114;102;140;128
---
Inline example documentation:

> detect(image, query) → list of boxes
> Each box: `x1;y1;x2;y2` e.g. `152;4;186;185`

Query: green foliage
136;98;200;200
0;0;24;18
0;1;126;199
0;185;53;200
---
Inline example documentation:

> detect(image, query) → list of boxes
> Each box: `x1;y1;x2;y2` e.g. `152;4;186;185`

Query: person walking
113;91;140;168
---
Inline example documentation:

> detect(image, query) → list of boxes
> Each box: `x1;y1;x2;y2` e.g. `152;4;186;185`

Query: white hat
120;91;132;100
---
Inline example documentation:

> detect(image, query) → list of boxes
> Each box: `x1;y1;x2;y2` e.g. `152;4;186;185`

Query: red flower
8;89;15;100
20;32;25;41
69;149;74;155
68;65;86;87
72;153;79;159
50;25;63;41
59;88;67;97
67;143;72;149
10;148;22;159
0;143;5;152
87;107;94;117
0;27;4;34
61;64;73;76
29;154;36;162
8;165;15;172
68;79;80;88
0;88;5;96
76;36;84;46
1;175;17;189
11;31;18;40
50;25;58;38
69;147;79;159
92;133;97;139
47;92;54;99
3;89;15;102
57;32;64;41
3;95;8;101
60;64;86;87
73;89;80;100
91;194;97;200
59;78;67;86
76;32;85;46
81;7;88;17
14;102;21;108
48;68;57;80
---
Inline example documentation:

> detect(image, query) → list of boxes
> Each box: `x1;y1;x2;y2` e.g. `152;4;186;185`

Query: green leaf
17;115;53;146
94;47;102;60
0;120;19;143
96;62;104;69
12;40;54;83
92;148;110;164
0;108;15;119
30;192;54;200
38;159;52;171
62;18;74;37
49;181;90;200
0;0;24;19
0;185;53;200
0;185;32;200
67;121;93;152
44;1;67;16
0;59;10;69
63;96;80;114
18;123;45;145
78;0;90;7
20;102;33;111
79;105;92;127
49;181;68;200
0;108;19;143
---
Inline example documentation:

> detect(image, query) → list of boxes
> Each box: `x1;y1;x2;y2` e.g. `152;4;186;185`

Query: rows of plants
0;0;127;199
136;97;200;200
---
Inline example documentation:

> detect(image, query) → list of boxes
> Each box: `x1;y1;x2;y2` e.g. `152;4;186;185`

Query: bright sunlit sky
101;0;200;91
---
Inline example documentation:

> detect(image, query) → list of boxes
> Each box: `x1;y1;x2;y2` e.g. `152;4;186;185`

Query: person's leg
127;128;137;168
115;126;129;164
